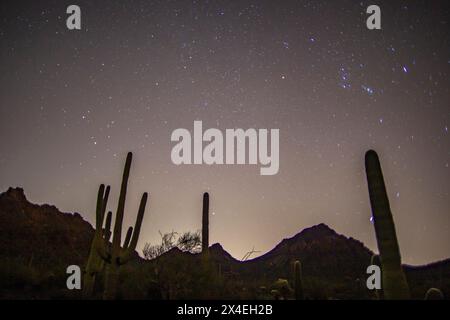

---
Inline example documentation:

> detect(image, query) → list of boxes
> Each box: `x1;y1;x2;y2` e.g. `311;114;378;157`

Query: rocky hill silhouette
0;188;93;269
0;187;448;299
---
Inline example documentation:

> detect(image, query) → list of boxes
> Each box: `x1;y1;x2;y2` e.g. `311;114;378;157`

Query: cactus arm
128;192;147;250
103;211;112;241
95;184;105;229
112;152;132;251
117;227;133;265
102;185;110;218
118;192;148;264
123;227;133;249
95;185;110;229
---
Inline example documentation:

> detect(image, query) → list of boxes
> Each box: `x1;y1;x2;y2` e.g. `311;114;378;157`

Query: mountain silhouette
0;187;448;299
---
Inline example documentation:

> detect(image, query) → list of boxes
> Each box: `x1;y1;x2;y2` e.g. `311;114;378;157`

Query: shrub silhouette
143;230;201;260
425;288;444;300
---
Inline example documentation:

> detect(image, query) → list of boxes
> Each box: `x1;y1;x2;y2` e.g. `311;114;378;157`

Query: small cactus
273;278;292;300
365;150;410;299
425;288;444;300
293;260;304;300
202;192;209;253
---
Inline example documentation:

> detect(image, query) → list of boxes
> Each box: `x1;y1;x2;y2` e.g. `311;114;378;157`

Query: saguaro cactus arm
103;211;112;240
119;192;148;264
127;192;147;250
111;152;132;252
95;185;110;229
123;227;133;249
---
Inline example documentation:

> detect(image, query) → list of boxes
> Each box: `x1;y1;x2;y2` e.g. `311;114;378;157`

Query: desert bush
143;231;201;260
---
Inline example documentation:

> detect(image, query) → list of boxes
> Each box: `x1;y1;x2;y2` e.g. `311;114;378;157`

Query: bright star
361;85;374;95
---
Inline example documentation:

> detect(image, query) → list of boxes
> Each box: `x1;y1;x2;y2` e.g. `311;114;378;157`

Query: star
362;85;374;95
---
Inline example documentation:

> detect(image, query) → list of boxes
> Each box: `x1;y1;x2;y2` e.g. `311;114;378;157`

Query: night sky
0;0;449;265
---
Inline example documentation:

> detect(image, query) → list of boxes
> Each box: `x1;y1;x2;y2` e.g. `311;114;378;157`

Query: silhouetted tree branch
143;230;201;260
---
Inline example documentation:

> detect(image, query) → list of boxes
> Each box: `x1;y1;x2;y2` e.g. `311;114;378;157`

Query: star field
0;0;449;264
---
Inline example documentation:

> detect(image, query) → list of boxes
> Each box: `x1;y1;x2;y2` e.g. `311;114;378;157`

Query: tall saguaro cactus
293;260;304;300
103;152;148;300
202;192;209;253
365;150;410;299
84;152;148;300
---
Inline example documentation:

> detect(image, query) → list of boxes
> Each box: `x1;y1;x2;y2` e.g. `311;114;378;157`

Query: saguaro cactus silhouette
84;152;148;300
293;260;304;300
202;192;209;253
83;184;112;298
365;150;410;299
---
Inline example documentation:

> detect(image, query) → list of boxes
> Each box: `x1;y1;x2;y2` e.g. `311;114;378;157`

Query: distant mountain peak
4;187;27;202
301;223;335;234
280;223;338;245
210;243;224;251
